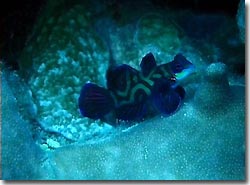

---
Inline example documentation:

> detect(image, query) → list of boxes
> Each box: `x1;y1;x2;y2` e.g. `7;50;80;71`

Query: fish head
169;53;195;81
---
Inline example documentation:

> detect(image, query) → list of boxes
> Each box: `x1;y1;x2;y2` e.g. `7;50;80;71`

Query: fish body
78;53;195;125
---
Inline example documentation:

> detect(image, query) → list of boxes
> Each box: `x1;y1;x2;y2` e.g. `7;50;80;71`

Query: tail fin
78;82;115;119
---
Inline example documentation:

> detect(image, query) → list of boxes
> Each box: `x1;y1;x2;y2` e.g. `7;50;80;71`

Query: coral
19;4;113;144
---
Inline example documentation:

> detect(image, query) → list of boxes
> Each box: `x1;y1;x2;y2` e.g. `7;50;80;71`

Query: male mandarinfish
78;52;195;126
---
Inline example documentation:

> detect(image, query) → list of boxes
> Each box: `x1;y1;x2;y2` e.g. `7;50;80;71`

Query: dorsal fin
140;52;157;76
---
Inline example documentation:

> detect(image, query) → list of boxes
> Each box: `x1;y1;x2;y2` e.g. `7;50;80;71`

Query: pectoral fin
151;79;185;116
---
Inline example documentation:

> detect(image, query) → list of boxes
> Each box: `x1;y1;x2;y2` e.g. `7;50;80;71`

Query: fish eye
175;64;182;70
170;77;176;81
